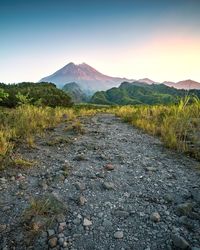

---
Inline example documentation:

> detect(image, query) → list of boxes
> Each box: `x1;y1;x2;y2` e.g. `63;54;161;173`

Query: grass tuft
24;194;67;232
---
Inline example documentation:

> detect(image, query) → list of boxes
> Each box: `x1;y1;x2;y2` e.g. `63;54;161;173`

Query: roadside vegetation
114;97;200;160
0;104;108;169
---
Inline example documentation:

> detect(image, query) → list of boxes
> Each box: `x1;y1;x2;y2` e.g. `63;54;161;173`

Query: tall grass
114;97;200;160
0;105;77;168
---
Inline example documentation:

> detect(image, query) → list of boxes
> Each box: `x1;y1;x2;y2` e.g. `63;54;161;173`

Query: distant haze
0;0;200;83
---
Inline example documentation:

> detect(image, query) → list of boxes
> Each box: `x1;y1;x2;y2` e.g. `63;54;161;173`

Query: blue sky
1;0;200;83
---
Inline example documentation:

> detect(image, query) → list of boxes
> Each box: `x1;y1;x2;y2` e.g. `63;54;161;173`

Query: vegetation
0;82;72;107
0;103;108;168
113;97;200;160
12;156;37;168
0;105;76;168
24;194;67;233
91;81;200;105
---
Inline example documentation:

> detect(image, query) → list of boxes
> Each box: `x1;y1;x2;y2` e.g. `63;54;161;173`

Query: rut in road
0;114;200;250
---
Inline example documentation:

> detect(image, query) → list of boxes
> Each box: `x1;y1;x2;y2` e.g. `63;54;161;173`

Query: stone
74;154;86;161
114;231;124;239
47;229;55;237
114;210;130;218
58;233;64;238
83;218;92;226
58;238;64;246
145;167;157;172
79;195;87;206
19;182;28;190
58;225;64;233
73;218;81;225
96;172;106;178
75;182;86;191
176;203;193;216
191;188;200;203
150;212;161;222
56;214;66;223
0;177;7;183
103;182;115;190
105;164;115;171
31;216;46;231
0;224;7;233
172;234;190;249
48;237;57;248
59;222;66;227
179;216;194;230
63;241;68;247
164;194;174;203
102;219;113;228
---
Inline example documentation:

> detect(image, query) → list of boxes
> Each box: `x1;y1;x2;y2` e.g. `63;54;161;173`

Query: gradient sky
1;0;200;83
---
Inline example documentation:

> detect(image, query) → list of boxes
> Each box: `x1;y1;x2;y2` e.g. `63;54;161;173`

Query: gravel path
0;114;200;250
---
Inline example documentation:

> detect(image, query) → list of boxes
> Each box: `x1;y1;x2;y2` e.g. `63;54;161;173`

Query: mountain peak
39;62;129;91
66;62;75;66
138;78;155;84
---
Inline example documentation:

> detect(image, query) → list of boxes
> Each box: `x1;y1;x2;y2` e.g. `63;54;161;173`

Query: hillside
90;81;200;105
62;82;88;103
40;63;129;92
0;82;72;107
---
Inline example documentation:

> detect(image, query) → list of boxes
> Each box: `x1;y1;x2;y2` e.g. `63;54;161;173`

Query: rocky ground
0;114;200;250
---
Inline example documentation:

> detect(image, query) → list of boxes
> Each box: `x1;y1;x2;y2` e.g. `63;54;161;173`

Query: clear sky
1;0;200;83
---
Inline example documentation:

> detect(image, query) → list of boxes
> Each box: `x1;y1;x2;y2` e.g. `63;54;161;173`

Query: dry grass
12;156;37;168
0;105;107;169
114;97;200;160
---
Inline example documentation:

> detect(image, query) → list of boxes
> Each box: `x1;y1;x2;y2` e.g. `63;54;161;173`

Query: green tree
0;88;9;101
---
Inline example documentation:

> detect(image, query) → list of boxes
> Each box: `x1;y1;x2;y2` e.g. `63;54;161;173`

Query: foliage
0;88;9;101
0;82;72;108
91;81;200;105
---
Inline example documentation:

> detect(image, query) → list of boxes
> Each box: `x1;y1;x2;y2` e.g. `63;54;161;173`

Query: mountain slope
40;62;129;92
62;82;88;103
90;81;200;105
164;80;200;90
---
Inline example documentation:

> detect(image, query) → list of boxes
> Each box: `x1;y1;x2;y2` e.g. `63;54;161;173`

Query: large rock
103;182;115;190
75;182;86;191
172;234;190;249
176;203;193;216
105;164;115;171
114;231;124;239
83;218;92;226
191;188;200;203
150;212;161;222
48;237;58;248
